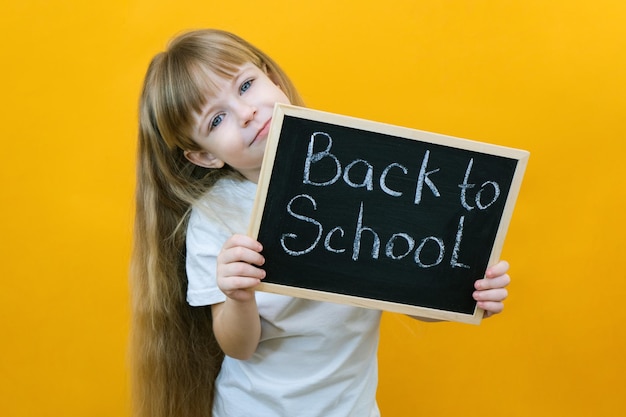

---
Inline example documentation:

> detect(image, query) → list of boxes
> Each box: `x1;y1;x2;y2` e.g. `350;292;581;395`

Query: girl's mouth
253;119;271;144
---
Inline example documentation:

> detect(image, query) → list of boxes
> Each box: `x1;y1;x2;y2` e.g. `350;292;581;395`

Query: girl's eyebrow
197;101;216;134
196;65;252;134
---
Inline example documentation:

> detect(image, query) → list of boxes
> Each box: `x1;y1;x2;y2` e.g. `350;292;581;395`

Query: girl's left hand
473;260;510;318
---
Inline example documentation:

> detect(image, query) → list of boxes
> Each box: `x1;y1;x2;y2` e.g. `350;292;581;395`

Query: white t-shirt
186;177;382;417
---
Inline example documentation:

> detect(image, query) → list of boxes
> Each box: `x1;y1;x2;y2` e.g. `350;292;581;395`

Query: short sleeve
185;207;228;306
185;177;257;307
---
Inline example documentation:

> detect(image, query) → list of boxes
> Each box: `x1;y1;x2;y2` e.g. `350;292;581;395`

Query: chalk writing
280;131;502;271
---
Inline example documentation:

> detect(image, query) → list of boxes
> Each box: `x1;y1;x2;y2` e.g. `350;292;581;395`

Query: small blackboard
249;104;529;324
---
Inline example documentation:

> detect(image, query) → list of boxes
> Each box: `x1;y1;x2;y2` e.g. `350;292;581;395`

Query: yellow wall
1;1;624;416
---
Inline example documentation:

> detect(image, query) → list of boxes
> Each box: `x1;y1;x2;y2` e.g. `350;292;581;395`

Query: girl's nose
235;100;257;126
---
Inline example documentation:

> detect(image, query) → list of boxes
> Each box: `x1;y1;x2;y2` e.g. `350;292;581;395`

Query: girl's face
185;63;291;183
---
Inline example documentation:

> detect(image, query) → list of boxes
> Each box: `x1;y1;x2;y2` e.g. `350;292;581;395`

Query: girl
131;29;511;417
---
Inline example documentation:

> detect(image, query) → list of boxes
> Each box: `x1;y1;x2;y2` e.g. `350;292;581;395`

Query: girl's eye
210;114;224;129
240;79;253;94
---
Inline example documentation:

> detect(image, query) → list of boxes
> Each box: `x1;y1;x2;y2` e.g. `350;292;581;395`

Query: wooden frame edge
248;104;529;325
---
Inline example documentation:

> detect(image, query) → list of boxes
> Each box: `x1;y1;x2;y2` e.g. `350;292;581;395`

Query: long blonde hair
130;29;304;417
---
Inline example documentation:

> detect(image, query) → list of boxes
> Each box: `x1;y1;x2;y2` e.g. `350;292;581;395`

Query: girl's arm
211;234;266;360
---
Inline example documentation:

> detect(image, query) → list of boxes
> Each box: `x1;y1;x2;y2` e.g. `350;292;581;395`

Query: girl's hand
212;235;265;359
473;260;510;318
216;234;266;302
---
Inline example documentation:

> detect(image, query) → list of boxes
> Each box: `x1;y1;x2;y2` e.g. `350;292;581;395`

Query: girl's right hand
216;234;266;302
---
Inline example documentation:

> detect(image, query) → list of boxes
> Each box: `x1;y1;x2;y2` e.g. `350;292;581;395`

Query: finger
474;273;510;291
219;244;265;266
220;259;266;280
219;274;263;292
218;264;266;296
485;260;510;278
223;234;263;252
219;280;259;303
473;287;508;303
220;235;265;266
478;300;504;317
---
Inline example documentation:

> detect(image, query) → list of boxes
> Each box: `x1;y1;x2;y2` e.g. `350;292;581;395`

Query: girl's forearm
211;298;261;360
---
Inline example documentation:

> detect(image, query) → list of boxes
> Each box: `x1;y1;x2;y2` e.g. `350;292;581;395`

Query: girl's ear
184;150;225;169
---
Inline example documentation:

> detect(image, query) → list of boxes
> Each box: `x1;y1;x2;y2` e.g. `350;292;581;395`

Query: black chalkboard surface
249;104;529;324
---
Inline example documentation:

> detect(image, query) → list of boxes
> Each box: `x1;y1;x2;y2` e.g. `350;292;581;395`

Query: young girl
131;29;511;417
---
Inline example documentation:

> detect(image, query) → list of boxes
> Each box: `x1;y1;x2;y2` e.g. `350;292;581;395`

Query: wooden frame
249;104;529;324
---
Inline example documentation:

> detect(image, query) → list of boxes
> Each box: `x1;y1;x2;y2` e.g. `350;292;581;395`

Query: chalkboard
249;104;529;324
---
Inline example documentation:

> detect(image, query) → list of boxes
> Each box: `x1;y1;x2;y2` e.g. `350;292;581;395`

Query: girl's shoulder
204;175;256;200
190;175;257;233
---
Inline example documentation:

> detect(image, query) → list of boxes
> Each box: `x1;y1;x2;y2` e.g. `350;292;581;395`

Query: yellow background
1;1;625;416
